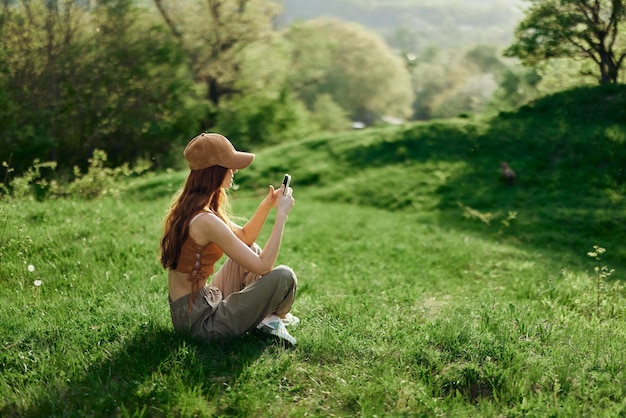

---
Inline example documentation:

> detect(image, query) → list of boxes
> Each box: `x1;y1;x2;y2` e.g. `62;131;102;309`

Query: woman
160;133;298;345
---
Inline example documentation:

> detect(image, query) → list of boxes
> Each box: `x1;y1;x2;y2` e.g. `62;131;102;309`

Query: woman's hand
260;183;294;218
276;186;294;217
261;185;282;209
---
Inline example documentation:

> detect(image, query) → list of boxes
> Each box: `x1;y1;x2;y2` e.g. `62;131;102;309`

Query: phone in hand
282;174;291;196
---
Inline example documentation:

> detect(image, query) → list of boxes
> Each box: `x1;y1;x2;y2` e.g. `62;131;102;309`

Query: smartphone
282;174;291;196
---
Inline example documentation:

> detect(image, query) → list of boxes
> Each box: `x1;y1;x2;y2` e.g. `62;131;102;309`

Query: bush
1;150;149;201
1;160;58;201
213;90;317;150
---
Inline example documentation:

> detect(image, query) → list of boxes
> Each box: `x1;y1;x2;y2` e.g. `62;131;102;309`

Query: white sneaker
282;313;300;327
257;314;297;345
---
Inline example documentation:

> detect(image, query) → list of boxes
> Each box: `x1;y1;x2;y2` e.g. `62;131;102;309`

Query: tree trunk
598;49;620;84
208;77;220;106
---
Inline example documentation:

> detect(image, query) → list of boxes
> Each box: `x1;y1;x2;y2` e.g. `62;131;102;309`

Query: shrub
1;150;148;201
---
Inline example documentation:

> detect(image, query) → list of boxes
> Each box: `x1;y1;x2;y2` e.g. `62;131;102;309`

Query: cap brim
225;152;255;169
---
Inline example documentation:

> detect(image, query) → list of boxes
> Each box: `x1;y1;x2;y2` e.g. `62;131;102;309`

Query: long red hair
160;165;232;271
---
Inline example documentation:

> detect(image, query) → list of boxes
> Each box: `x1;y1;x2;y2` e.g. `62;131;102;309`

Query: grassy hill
1;84;625;416
237;84;626;266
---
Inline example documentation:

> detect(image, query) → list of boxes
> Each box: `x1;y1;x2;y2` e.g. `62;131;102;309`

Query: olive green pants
169;244;297;340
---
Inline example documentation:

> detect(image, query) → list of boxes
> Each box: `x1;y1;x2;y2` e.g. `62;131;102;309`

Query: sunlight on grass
1;85;625;415
2;185;623;415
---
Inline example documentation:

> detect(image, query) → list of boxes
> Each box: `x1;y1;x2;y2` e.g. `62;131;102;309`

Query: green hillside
2;85;625;417
238;84;626;265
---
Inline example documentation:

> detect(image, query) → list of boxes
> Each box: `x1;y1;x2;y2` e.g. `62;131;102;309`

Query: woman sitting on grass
160;133;298;345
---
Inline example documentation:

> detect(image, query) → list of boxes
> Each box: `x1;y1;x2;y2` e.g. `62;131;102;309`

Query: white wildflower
28;264;35;272
33;280;42;287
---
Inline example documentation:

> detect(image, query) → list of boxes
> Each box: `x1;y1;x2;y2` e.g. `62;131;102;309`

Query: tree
505;0;626;84
152;0;280;109
0;0;89;172
310;94;351;132
151;0;315;146
285;18;414;125
411;46;506;120
77;0;201;167
0;0;199;176
489;66;542;111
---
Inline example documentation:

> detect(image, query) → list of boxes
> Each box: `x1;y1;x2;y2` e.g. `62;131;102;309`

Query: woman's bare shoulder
190;211;233;242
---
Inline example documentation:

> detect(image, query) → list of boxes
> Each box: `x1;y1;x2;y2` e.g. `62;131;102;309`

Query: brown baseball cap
183;133;254;170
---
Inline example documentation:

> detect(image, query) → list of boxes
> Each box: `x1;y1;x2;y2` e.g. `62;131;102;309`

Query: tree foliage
150;0;317;147
505;0;626;84
5;0;607;182
152;0;280;106
285;18;414;125
411;46;511;119
0;0;201;176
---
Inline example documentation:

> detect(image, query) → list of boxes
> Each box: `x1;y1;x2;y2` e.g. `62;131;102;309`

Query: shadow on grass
431;90;626;270
336;86;626;269
11;323;275;417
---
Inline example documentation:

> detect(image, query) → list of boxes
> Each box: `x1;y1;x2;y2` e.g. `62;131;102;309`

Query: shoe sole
258;323;297;345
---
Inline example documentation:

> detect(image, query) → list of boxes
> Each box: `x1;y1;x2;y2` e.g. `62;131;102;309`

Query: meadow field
1;85;625;416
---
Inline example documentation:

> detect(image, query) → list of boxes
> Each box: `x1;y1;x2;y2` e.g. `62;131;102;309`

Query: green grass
1;85;626;416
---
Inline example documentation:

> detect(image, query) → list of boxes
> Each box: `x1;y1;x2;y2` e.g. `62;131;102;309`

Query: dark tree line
2;0;623;182
0;0;199;176
0;0;417;179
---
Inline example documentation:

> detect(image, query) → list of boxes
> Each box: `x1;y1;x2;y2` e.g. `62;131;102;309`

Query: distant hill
277;0;524;50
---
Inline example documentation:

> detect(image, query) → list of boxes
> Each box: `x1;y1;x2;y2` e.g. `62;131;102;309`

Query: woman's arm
233;185;280;246
194;186;294;275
